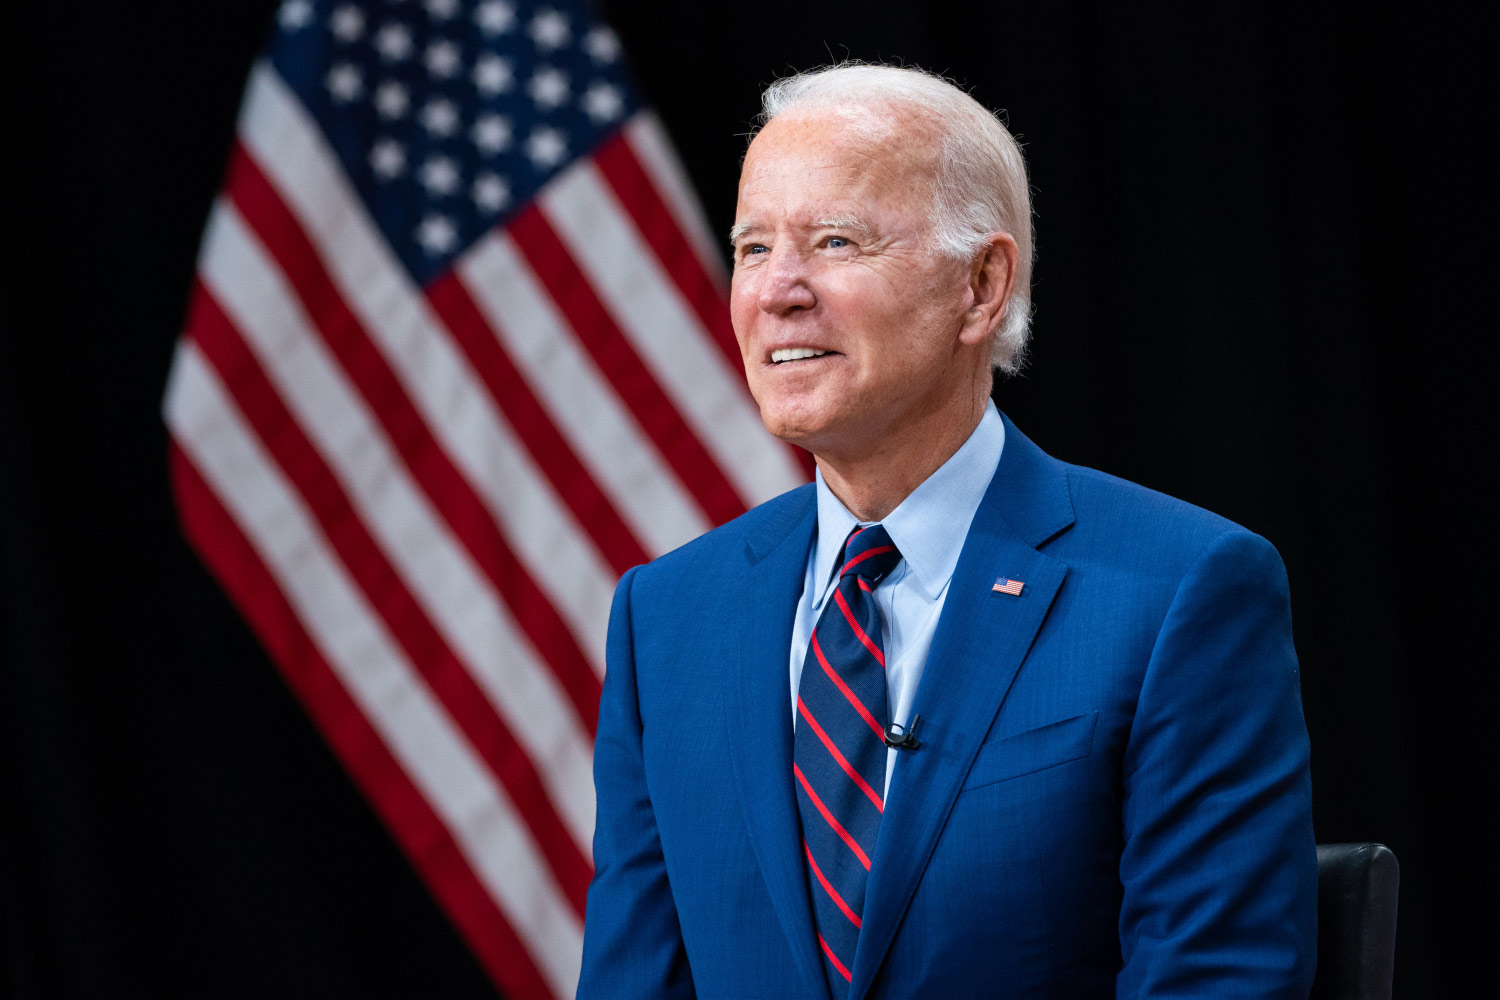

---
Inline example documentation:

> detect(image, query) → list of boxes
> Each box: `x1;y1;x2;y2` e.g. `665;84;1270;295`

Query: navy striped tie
794;523;902;996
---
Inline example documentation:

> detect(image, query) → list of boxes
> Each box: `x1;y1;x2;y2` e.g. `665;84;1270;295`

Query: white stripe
539;162;807;506
164;342;582;999
197;199;596;861
624;111;728;291
238;59;614;675
457;232;710;556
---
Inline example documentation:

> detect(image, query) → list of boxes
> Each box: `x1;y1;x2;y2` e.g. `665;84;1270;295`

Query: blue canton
268;0;641;285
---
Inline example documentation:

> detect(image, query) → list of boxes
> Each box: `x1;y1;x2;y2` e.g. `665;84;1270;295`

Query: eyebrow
727;216;874;244
727;222;752;244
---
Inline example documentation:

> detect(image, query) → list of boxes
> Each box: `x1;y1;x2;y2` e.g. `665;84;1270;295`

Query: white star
424;0;460;19
473;173;511;213
581;82;624;124
418;98;460;137
419;155;461;196
416;214;459;254
425;38;462;78
326;63;363;102
528;9;570;51
472;54;514;95
472;113;513;153
370;138;406;179
373;81;410;119
525;126;568;170
583;26;621;63
329;5;365;41
527;67;569;110
374;23;413;61
278;0;313;30
474;0;516;35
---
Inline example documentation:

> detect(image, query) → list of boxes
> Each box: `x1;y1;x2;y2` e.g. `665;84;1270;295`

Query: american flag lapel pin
992;577;1025;596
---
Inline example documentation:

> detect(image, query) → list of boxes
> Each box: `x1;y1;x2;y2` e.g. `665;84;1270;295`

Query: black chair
1312;842;1400;1000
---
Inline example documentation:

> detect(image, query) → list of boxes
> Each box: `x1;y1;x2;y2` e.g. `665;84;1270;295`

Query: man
578;64;1316;999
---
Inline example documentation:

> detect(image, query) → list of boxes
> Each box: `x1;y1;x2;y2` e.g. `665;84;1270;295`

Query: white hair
759;64;1035;372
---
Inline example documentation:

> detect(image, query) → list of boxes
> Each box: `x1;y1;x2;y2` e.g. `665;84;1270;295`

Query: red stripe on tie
793;764;872;871
833;588;885;668
805;841;863;929
804;695;882;815
840;544;896;578
811;632;886;741
797;698;883;812
857;578;873;594
819;933;854;983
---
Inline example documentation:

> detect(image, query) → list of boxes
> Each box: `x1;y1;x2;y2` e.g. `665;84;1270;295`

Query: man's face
729;106;980;463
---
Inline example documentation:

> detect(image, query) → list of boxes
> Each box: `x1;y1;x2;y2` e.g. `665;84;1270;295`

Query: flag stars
416;214;459;254
418;97;460;137
419;156;461;196
373;81;410;119
583;26;621;63
472;113;512;153
329;4;365;42
528;9;570;51
326;63;364;102
473;173;511;213
473;54;514;95
582;82;624;124
525;126;567;169
278;0;314;30
374;23;414;61
424;38;462;78
474;0;516;35
527;67;569;110
370;138;406;179
424;0;460;19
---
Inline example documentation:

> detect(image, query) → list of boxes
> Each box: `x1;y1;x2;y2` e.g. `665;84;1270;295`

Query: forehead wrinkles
737;106;938;229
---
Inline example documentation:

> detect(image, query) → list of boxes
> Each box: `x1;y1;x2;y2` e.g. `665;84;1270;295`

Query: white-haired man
579;64;1316;999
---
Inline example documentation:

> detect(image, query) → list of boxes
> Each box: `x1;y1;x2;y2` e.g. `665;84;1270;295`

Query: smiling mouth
770;348;834;364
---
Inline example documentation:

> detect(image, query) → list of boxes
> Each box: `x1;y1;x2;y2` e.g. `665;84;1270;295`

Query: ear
957;233;1019;348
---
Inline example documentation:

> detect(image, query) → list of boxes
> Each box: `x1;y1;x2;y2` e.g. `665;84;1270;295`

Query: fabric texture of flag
161;1;806;995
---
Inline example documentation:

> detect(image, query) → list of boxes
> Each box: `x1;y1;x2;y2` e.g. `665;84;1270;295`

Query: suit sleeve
576;566;696;999
1116;530;1317;998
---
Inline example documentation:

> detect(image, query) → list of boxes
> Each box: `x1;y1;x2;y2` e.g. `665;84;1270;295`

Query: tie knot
838;523;902;586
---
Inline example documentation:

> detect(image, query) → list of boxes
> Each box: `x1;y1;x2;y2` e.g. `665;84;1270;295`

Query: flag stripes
166;33;804;998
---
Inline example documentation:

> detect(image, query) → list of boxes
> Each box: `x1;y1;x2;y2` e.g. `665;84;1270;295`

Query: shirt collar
811;400;1006;603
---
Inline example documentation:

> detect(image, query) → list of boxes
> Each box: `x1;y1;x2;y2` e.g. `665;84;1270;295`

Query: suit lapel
726;488;830;999
848;416;1075;1000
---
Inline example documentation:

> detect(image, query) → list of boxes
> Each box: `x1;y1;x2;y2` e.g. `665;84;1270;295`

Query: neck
815;392;989;522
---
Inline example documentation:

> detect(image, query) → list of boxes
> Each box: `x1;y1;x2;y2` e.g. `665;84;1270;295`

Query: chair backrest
1312;842;1400;1000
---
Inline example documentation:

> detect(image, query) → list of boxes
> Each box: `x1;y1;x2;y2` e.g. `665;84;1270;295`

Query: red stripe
507;203;747;527
592;130;741;370
797;697;883;812
169;443;556;999
810;632;886;741
223;145;602;739
184;285;591;918
832;589;885;668
818;933;854;983
425;269;650;576
793;763;872;871
840;544;896;577
804;842;862;928
857;578;873;594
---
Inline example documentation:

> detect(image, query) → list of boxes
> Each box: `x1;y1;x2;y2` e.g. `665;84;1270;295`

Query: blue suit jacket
578;415;1316;999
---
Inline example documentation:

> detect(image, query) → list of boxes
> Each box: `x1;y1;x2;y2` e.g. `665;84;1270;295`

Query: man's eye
826;236;850;249
744;244;769;255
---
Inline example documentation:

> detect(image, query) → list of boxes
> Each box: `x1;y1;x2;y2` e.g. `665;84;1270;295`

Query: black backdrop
2;1;1494;996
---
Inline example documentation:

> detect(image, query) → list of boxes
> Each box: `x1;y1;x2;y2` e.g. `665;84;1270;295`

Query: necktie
794;523;903;996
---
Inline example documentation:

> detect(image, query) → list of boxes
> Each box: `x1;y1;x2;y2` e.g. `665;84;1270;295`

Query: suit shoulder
1055;461;1276;570
630;482;815;589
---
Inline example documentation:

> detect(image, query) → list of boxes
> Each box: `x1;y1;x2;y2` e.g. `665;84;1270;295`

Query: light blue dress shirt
789;401;1006;797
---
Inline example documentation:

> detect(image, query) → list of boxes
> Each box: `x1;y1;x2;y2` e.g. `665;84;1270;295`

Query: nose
755;246;816;315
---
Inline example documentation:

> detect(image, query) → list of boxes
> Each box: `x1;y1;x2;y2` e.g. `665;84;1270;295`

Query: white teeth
771;348;830;363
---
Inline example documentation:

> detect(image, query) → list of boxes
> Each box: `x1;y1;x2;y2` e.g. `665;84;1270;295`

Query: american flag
161;1;805;996
992;577;1025;596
